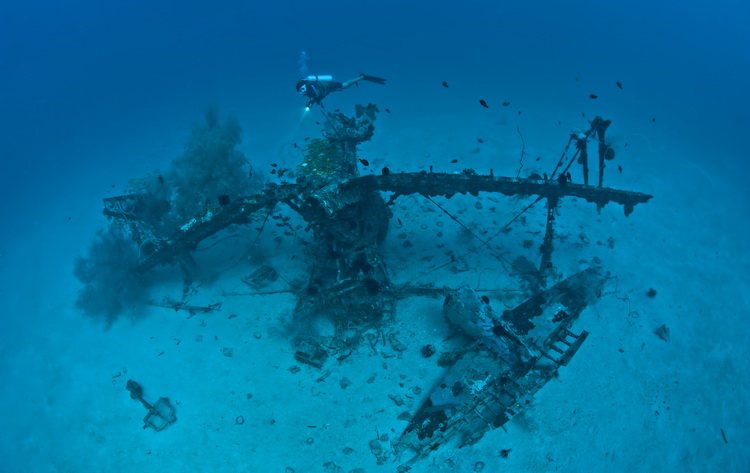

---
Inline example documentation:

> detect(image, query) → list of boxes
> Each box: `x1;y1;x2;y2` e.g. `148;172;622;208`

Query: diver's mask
298;84;307;95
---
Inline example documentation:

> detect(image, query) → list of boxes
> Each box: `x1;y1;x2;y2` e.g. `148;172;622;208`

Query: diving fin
359;73;386;85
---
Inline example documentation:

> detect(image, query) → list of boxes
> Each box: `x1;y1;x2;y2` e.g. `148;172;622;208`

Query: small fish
535;157;541;161
616;81;623;89
652;117;656;123
575;76;580;82
271;163;277;167
477;138;483;143
589;93;598;99
518;110;522;115
442;81;449;88
558;120;562;126
502;101;510;107
293;143;297;148
479;99;489;108
157;174;164;184
450;159;458;163
315;121;320;125
582;112;586;117
618;165;623;174
270;169;277;174
385;108;391;113
624;142;628;147
358;158;369;166
382;167;390;176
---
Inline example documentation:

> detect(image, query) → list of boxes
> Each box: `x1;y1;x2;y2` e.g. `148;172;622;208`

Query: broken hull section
396;268;604;466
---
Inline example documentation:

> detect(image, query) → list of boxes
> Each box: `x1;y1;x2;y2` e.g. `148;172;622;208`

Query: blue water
1;0;748;471
2;0;747;199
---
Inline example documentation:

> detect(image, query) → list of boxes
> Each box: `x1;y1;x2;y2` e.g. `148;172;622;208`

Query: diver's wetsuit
296;74;386;108
297;79;343;107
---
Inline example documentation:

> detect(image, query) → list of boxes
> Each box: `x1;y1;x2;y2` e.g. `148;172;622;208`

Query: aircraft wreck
96;104;651;468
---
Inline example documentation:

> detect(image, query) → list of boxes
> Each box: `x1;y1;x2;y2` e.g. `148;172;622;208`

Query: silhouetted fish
589;94;598;99
442;81;449;88
503;101;510;107
479;99;489;108
358;158;369;166
616;81;623;89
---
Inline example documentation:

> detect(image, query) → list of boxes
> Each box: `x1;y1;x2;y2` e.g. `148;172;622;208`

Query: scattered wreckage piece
395;268;605;468
242;264;279;290
294;339;329;369
148;296;222;315
125;379;177;432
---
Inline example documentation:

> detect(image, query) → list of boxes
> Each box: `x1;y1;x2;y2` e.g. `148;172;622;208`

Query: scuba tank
304;75;333;82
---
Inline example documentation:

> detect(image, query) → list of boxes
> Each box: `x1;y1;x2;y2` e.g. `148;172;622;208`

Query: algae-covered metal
396;269;604;468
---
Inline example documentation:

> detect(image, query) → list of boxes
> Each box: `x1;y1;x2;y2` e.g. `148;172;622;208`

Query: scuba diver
296;73;386;108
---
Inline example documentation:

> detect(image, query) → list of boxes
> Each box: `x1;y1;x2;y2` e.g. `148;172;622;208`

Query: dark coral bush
75;108;260;323
168;107;253;226
120;107;256;235
73;227;146;326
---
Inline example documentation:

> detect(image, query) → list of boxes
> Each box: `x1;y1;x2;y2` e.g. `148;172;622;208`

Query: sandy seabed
1;107;748;473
